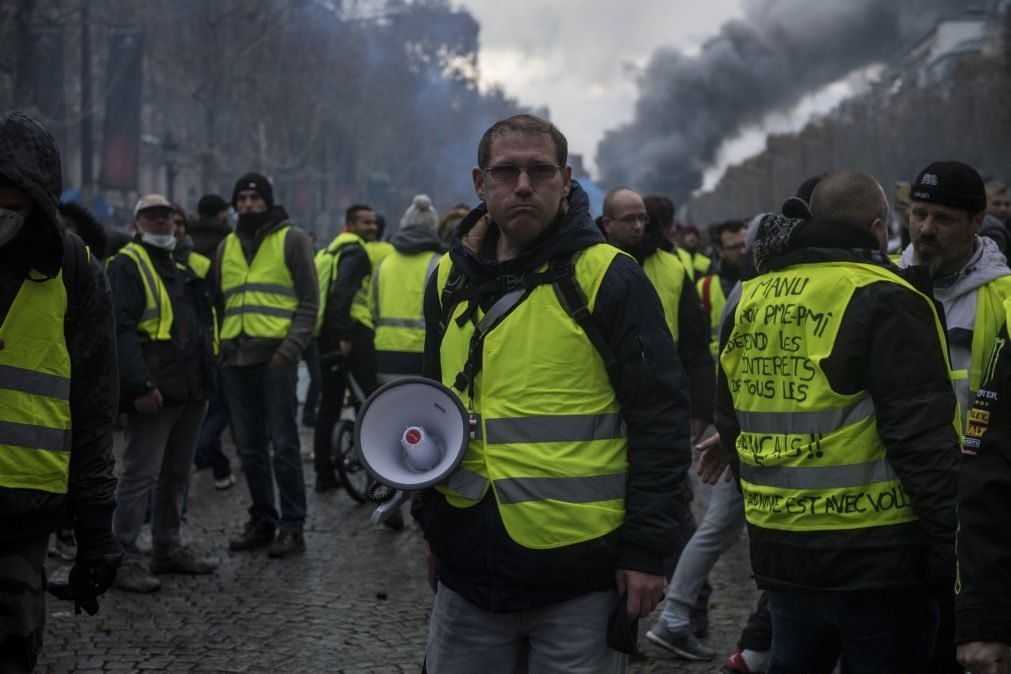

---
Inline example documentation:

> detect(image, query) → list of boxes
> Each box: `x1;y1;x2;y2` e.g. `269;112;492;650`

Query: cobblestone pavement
38;421;760;673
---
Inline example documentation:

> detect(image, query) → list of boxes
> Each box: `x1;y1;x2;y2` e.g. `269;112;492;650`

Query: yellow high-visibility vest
372;250;441;374
722;261;957;533
117;242;174;341
435;243;629;549
642;249;686;342
186;251;212;279
697;274;728;357
0;270;73;493
220;227;297;340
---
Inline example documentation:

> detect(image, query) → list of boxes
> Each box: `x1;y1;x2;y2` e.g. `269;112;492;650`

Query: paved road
38;423;760;673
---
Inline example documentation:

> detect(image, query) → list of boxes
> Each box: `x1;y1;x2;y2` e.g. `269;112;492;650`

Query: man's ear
473;167;486;202
971;209;985;233
561;165;572;198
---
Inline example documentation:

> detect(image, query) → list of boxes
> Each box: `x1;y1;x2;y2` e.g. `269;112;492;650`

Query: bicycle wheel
333;419;369;503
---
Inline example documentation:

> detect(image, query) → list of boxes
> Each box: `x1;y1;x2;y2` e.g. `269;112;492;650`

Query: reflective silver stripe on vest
376;317;426;328
223;305;294;319
223;283;296;299
442;467;488;500
739;458;899;490
737;396;876;436
0;365;71;400
122;248;161;322
485;413;626;445
495;472;626;505
0;420;71;452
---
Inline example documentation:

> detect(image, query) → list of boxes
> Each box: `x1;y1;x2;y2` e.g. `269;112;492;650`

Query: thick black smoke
596;0;968;203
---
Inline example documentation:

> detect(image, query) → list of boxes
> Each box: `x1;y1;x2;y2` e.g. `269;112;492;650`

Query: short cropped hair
715;220;747;246
602;186;638;218
809;170;888;229
345;203;373;224
477;114;567;169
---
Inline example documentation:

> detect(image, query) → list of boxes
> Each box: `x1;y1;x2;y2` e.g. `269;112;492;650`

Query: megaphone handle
371;490;414;525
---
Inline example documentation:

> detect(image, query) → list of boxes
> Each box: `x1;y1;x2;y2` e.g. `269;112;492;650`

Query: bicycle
319;352;370;503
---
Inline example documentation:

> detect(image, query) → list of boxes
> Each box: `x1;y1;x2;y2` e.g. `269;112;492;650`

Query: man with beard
898;161;1011;673
698;221;748;357
416;115;692;671
215;173;318;558
899;162;1011;429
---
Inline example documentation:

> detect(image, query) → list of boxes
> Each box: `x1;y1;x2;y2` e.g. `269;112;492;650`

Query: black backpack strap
550;252;623;389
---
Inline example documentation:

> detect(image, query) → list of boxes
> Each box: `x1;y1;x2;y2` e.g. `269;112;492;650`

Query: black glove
68;528;123;614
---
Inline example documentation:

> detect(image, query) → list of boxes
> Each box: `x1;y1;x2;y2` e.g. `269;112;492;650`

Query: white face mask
0;207;26;247
141;232;177;251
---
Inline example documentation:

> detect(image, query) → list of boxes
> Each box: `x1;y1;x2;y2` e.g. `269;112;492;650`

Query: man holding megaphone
411;114;693;672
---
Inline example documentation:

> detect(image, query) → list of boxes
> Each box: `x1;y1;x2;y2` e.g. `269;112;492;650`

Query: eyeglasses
616;213;649;225
482;164;562;185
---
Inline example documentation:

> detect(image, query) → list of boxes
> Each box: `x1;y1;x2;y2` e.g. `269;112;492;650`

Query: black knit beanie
232;173;274;209
911;161;986;212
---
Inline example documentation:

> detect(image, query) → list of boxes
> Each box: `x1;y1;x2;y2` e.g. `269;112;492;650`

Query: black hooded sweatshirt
415;182;693;613
0;112;119;541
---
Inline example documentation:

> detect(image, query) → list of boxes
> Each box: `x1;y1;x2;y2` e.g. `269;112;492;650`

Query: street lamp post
163;132;179;202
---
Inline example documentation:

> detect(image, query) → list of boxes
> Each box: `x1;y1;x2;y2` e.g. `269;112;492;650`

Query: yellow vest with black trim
186;251;212;279
721;261;956;533
316;232;373;334
435;243;629;550
372;250;441;359
117;242;174;341
641;249;686;342
220;227;297;340
697;274;728;357
0;269;73;494
965;276;1011;427
675;247;695;282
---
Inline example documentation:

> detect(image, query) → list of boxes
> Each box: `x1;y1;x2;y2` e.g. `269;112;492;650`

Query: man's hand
615;569;664;620
133;388;163;414
690;418;709;444
696;432;734;485
958;642;1010;674
269;353;292;370
339;339;353;356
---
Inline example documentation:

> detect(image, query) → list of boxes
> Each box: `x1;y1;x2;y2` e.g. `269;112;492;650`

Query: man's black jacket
107;238;216;409
320;240;370;354
716;217;960;591
415;182;693;613
956;319;1011;644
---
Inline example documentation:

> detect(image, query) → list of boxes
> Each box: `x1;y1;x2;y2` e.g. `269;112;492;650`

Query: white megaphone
355;377;470;524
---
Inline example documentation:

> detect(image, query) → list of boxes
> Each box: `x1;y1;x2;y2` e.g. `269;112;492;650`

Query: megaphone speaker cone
355;377;469;491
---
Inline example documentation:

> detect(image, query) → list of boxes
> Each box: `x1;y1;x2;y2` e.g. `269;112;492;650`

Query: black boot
229;518;276;551
268;531;305;558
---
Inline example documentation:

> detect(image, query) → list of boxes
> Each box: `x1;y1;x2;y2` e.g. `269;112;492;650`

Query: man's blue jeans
221;362;306;532
767;587;939;674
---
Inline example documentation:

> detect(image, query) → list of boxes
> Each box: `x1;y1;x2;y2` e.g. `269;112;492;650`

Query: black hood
0;112;65;275
390;224;445;255
449;180;603;283
188;215;233;258
753;212;886;273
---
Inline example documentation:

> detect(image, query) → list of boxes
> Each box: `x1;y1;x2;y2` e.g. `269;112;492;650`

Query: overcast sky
455;1;744;176
454;0;859;186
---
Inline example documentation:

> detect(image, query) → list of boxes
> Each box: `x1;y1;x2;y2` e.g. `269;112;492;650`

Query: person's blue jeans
193;383;232;480
767;587;939;674
221;362;306;532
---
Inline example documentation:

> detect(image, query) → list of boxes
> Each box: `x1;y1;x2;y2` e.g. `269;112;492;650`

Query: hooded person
0;111;122;671
415;114;692;671
898;160;1011;428
370;194;446;383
